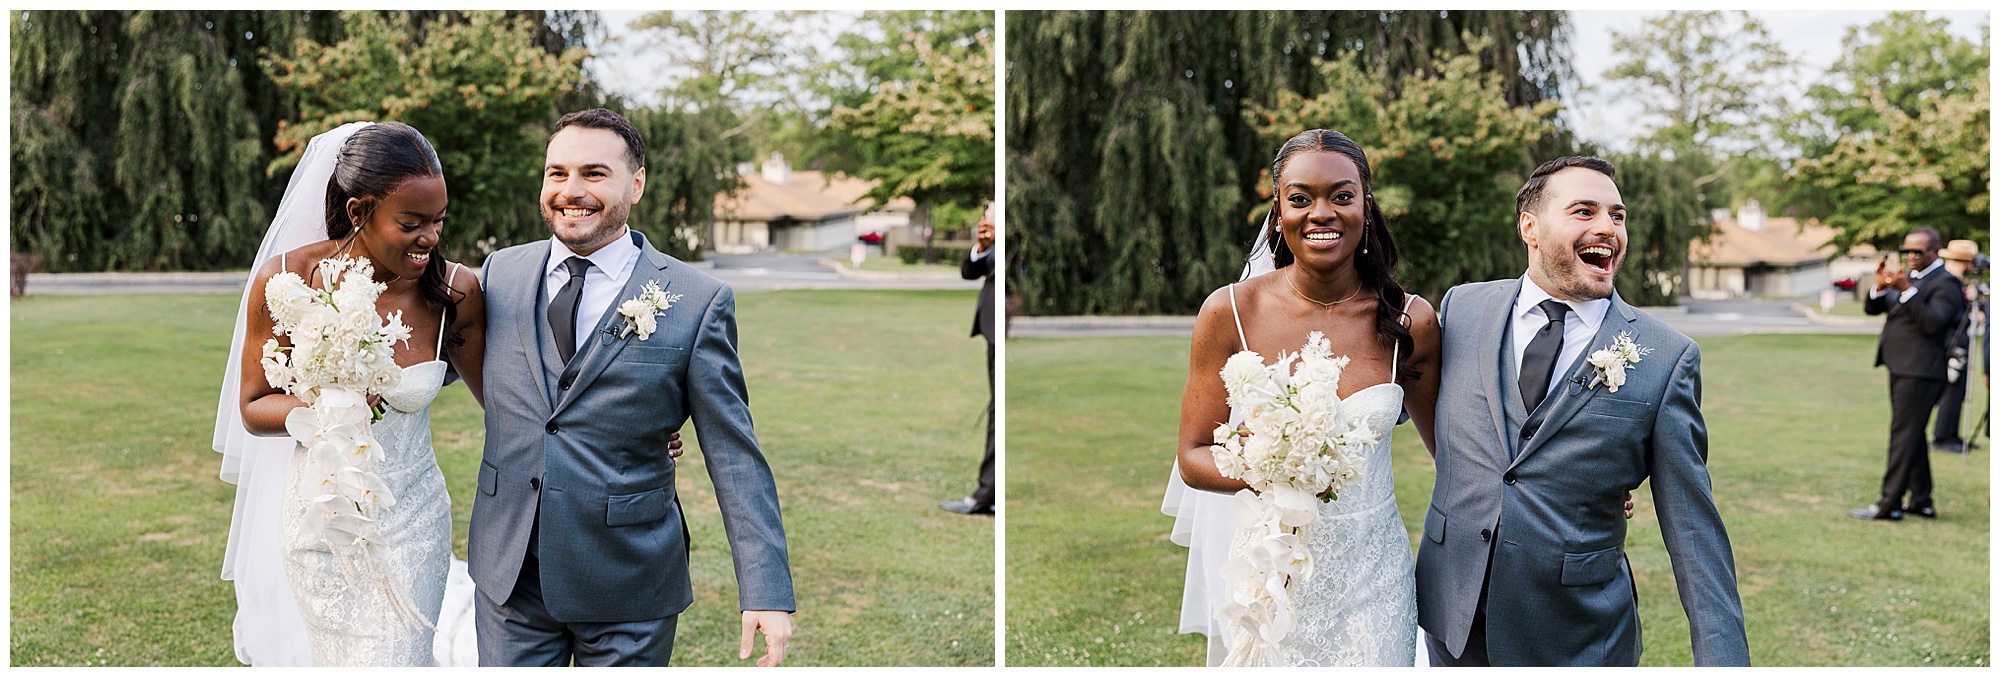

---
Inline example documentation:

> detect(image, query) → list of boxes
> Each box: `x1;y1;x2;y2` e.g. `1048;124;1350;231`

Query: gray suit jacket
470;231;795;622
1415;279;1748;666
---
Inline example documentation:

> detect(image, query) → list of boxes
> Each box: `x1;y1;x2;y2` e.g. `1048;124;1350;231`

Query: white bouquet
1209;331;1378;666
261;256;429;629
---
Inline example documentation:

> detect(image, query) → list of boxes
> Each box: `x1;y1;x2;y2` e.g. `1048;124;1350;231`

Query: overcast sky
578;10;1988;150
586;10;861;109
1567;10;1989;152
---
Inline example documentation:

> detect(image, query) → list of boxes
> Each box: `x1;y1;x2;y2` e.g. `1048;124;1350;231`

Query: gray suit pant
476;520;679;666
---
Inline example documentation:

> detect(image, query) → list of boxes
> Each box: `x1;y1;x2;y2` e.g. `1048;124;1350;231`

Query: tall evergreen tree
264;11;589;262
1007;10;1577;315
111;11;269;270
11;11;124;271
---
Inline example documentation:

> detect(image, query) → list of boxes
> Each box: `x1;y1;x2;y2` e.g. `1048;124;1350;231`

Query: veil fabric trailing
1160;221;1274;665
213;121;372;666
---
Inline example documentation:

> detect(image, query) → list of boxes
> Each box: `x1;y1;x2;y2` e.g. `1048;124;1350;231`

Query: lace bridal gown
1167;283;1418;667
217;123;475;666
278;293;454;666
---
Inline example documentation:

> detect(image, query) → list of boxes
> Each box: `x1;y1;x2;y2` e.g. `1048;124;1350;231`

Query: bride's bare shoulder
1401;292;1438;327
253;241;339;281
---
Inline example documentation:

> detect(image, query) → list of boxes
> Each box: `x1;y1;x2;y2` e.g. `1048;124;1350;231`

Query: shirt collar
1514;273;1611;332
545;226;639;280
1910;257;1944;280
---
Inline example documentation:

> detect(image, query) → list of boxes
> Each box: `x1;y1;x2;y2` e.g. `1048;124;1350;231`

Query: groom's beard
544;199;632;251
1537;237;1622;301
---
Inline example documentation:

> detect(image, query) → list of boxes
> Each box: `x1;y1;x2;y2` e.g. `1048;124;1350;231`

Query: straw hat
1941;239;1980;262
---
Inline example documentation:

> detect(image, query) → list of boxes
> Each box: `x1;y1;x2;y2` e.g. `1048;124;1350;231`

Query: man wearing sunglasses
1851;227;1967;521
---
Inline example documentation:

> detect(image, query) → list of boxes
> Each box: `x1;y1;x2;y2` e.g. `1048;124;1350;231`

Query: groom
1416;157;1749;666
470;109;795;666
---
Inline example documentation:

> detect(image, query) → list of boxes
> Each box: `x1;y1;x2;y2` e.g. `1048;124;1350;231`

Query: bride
1174;129;1440;666
213;121;483;665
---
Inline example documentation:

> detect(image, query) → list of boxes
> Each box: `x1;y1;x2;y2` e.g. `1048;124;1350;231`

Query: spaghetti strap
1390;294;1417;382
1227;283;1248;351
434;263;457;360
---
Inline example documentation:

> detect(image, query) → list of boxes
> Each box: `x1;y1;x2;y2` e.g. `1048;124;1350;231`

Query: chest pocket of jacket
1582;397;1653;422
621;343;685;366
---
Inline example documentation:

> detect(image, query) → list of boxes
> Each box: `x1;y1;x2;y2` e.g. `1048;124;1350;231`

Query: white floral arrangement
1585;331;1652;393
615;280;682;341
261;256;430;630
1208;331;1379;666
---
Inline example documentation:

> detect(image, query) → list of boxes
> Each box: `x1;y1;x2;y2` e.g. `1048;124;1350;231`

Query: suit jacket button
1504;472;1518;485
546;422;559;434
559;379;571;390
530;477;541;491
1480;528;1492;542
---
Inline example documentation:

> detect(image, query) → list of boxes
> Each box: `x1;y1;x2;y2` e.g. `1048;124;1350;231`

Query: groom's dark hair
552;108;646;171
1516;156;1616;217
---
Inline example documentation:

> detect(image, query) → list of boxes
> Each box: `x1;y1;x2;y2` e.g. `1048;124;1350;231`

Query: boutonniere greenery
1585;332;1653;393
615;281;682;341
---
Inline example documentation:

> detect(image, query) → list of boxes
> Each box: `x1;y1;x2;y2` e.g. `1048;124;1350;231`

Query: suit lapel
1511;292;1640;468
514;242;556;411
1481;279;1522;466
551;236;674;418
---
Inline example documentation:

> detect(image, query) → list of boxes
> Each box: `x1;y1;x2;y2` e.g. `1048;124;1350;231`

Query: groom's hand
741;610;792;666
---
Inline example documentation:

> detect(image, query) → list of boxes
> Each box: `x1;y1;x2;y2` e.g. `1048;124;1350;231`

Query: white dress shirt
543;227;641;353
1511;274;1612;402
1871;257;1944;303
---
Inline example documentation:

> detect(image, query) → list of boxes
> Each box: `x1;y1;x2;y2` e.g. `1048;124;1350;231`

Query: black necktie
548;256;591;364
1519;299;1571;413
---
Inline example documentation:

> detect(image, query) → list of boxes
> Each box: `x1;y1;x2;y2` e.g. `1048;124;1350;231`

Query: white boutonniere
1585;332;1653;393
615;281;682;341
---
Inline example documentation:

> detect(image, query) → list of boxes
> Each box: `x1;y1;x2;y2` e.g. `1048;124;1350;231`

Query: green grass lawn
1005;333;1989;667
11;289;994;667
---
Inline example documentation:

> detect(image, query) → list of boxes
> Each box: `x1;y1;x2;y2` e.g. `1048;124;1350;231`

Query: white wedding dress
1266;378;1416;667
1164;282;1417;667
216;122;477;666
278;299;454;665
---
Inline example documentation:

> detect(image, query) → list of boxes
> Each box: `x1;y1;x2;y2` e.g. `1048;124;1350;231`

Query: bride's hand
668;429;685;458
1624;490;1635;520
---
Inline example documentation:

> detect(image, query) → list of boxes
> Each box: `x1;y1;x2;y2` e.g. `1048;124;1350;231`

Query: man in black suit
941;202;996;516
1851;227;1966;521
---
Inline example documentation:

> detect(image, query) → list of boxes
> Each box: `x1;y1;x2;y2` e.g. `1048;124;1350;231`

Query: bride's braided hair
1262;129;1417;382
322;122;466;351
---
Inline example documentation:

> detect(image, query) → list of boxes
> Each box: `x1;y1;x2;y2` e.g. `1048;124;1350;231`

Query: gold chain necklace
1288;273;1365;309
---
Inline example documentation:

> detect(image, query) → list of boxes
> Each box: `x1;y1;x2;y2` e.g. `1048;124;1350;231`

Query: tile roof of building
1690;217;1849;268
714;170;915;222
